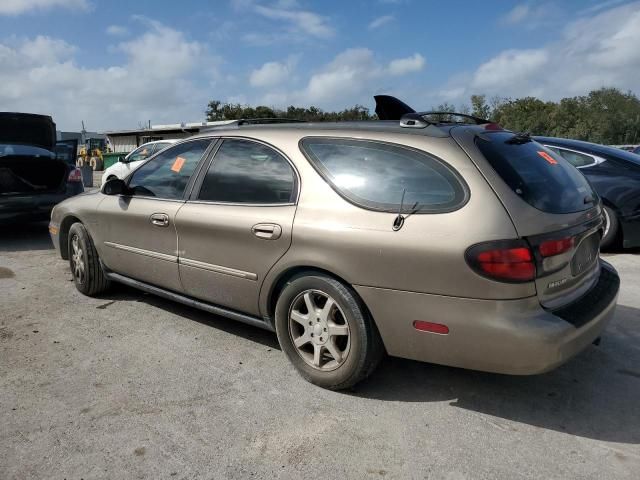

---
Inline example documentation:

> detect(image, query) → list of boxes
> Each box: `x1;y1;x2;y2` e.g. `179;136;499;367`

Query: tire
68;222;110;296
601;206;620;250
275;273;384;390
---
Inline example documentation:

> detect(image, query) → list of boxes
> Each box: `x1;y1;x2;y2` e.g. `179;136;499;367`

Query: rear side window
546;146;596;168
475;132;596;214
198;139;296;204
300;138;467;213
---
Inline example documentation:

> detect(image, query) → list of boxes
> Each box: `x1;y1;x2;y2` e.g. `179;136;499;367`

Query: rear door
96;139;212;292
452;128;602;309
175;137;298;316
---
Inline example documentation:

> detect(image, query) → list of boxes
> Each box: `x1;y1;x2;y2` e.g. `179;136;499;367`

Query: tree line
206;87;640;145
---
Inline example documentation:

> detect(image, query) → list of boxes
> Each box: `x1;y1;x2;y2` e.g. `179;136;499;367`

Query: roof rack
237;118;306;126
400;111;491;129
199;117;306;132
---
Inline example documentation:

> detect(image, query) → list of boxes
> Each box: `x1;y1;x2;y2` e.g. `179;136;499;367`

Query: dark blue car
534;136;640;249
0;113;84;223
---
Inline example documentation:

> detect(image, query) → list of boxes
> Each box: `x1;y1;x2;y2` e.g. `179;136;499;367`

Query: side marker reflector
413;321;449;335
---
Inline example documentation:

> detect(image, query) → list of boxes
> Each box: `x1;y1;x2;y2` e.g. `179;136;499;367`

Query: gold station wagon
50;101;619;390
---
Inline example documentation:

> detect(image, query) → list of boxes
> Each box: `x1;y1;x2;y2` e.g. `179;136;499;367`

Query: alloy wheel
70;234;85;284
603;208;611;238
288;289;351;371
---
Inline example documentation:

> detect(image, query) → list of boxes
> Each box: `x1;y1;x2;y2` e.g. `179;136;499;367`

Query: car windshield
0;144;54;158
476;132;597;214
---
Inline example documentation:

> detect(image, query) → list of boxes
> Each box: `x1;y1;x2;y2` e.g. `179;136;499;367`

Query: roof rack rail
236;118;306;126
200;117;306;133
400;111;491;129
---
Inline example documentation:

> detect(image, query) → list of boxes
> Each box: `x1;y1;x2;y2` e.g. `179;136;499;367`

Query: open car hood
0;112;56;151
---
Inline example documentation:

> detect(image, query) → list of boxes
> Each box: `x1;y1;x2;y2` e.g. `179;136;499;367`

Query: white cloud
253;48;426;107
472;49;548;90
368;15;394;30
439;1;640;102
387;53;425;75
106;25;128;36
501;4;530;24
0;0;88;15
235;0;333;40
0;19;217;130
250;58;296;87
579;0;627;15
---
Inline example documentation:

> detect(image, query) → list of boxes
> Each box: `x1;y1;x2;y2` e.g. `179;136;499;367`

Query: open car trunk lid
0;112;56;150
0;148;67;196
452;127;603;309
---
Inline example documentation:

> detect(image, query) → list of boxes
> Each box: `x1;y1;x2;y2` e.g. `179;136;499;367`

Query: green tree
470;94;491;119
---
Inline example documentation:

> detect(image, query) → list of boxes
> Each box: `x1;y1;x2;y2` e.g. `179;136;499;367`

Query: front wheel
275;273;384;390
601;206;620;250
68;222;110;296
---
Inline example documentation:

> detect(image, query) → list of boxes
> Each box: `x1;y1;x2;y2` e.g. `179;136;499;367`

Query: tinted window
547;147;596;168
300;138;466;213
476;133;596;214
198;139;295;204
128;140;210;199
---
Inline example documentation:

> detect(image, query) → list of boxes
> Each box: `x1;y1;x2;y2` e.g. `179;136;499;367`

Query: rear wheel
68;222;110;296
275;273;384;390
601;206;619;250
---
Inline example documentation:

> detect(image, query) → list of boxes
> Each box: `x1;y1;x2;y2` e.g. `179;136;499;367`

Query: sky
0;0;639;131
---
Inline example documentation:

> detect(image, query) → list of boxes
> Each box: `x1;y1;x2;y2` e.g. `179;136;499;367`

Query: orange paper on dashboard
171;156;186;172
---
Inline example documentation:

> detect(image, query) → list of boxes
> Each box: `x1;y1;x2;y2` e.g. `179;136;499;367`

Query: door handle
251;223;282;240
150;213;169;227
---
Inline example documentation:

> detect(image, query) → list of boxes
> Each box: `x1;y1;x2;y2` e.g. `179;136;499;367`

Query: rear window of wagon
299;137;468;213
475;132;597;214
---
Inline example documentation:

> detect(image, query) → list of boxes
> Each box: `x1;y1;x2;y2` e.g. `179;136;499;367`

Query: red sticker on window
538;151;558;165
171;156;186;172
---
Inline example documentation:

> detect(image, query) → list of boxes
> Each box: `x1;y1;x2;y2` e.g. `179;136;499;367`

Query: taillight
539;237;574;257
68;168;83;182
466;240;535;282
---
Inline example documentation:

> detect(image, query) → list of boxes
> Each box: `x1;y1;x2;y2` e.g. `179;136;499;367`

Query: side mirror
102;177;129;195
118;155;128;163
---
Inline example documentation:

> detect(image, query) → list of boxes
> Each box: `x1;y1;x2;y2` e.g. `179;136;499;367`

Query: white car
101;139;177;185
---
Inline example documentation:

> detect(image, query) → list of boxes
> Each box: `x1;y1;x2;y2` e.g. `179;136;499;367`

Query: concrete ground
1;222;639;480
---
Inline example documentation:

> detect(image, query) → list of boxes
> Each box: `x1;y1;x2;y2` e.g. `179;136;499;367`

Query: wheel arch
264;265;377;329
59;215;82;260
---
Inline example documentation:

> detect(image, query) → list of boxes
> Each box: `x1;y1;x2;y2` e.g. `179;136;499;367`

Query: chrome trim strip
105;271;274;332
179;257;258;281
104;241;177;263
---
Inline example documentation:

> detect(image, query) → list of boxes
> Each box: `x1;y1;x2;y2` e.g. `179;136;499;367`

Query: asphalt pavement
1;222;639;479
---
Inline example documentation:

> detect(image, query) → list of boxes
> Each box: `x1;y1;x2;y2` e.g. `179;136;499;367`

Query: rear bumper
355;260;619;375
0;192;73;223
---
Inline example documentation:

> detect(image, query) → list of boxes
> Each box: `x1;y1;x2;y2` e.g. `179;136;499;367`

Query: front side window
546;146;596;168
128;144;155;162
197;139;296;204
300;137;467;213
128;139;211;199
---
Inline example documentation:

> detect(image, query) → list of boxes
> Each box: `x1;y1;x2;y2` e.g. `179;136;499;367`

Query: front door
97;139;213;292
176;138;298;316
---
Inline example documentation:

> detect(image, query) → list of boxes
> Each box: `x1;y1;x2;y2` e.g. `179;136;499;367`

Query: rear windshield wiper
505;132;532;145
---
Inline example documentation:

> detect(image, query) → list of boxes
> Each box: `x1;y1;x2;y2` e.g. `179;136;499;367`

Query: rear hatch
453;128;602;309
